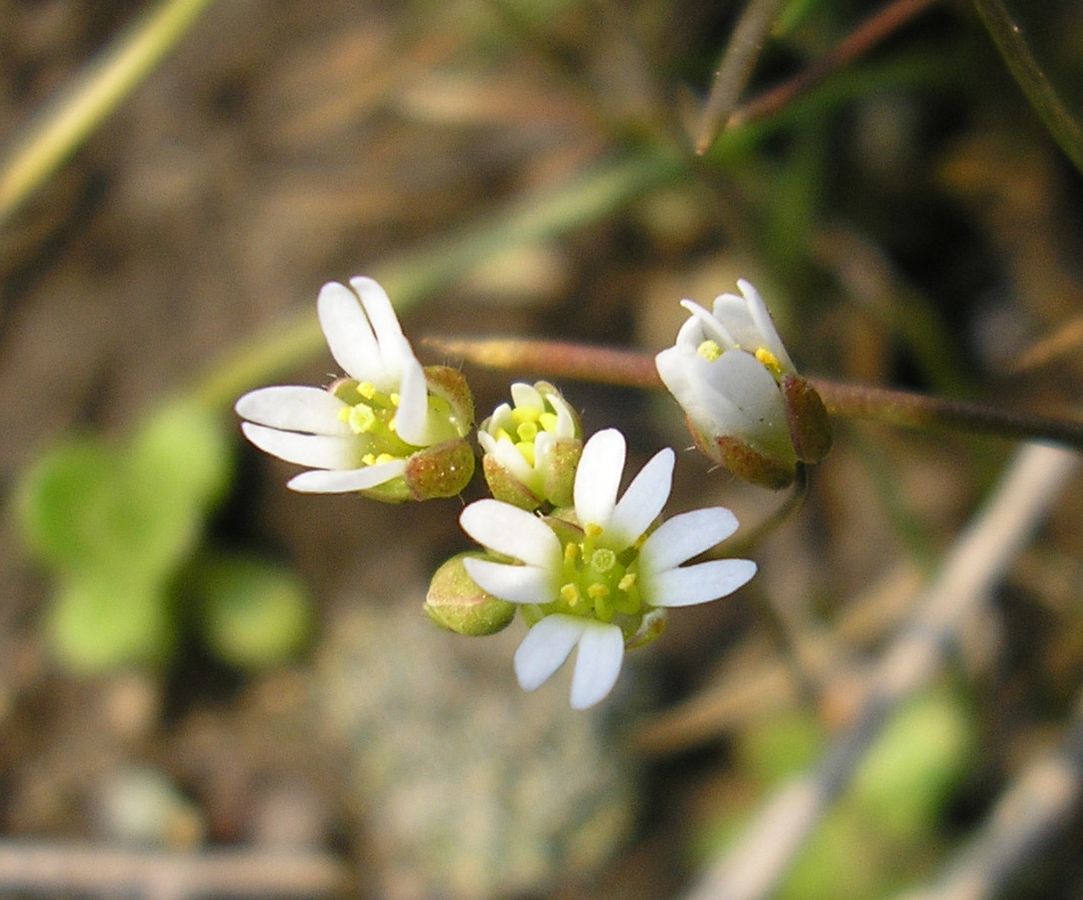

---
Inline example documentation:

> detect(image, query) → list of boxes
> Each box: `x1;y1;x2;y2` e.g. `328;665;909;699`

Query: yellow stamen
587;583;609;600
755;347;784;377
357;382;376;400
390;393;400;407
337;407;351;423
511;406;540;425
362;453;377;466
697;339;722;362
560;583;580;604
584;523;603;539
539;412;558;432
618;573;637;592
515;441;536;466
564;542;579;563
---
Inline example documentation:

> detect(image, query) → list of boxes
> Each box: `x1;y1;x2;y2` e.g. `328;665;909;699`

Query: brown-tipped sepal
782;374;832;464
715;434;796;490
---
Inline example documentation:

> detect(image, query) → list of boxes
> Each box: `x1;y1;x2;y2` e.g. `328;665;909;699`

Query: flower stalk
425;336;1083;453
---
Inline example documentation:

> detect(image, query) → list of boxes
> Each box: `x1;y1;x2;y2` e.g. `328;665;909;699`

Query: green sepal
425;552;517;636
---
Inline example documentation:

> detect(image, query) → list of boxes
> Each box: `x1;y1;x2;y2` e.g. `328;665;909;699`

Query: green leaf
48;576;174;672
193;554;312;669
16;438;118;574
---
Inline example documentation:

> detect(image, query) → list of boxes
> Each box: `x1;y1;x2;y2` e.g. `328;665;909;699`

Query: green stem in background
191;149;684;411
972;0;1083;174
425;336;1083;452
694;0;788;155
0;0;216;225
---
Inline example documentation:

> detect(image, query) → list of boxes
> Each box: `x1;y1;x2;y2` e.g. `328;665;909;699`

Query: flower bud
478;381;582;510
424;552;517;636
655;279;830;489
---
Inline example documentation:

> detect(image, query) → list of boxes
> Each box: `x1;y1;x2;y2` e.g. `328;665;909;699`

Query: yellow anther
538;412;558;432
564;542;580;563
516;421;539;442
375;452;395;464
560;583;580;604
755;347;784;377
357;382;376;400
697;339;722;362
362;453;377;466
390;392;400;407
584;523;604;539
618;573;637;592
511;406;541;425
587;583;610;600
515;441;536;467
337;407;351;423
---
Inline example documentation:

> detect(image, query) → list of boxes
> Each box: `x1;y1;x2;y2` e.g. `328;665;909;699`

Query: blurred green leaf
852;684;976;843
48;576;174;672
192;553;312;669
16;438;117;574
740;710;826;784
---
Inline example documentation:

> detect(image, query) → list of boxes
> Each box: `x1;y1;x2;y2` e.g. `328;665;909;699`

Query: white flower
655;279;796;471
478;382;581;509
236;276;469;496
459;428;757;709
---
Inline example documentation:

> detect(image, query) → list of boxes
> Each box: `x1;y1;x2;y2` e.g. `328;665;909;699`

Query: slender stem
972;0;1083;174
425;336;1083;452
730;0;940;128
0;0;216;225
694;0;788;155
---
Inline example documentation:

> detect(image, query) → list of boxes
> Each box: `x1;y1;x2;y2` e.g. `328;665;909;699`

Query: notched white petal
606;448;674;549
318;281;379;382
392;355;431;446
514;614;588;691
349;276;403;355
569;622;624;709
574;428;625;529
236;386;351;436
241;423;358;469
287;460;405;493
648;558;757;607
640;507;739;572
460;499;561;566
463;557;554;605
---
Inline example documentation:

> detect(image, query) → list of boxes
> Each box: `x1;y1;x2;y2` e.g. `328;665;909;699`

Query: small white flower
655;279;796;472
236;276;467;495
478;381;581;509
459;428;756;709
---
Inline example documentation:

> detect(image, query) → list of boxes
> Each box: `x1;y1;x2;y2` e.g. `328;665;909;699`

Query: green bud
425;552;517;636
404;438;476;500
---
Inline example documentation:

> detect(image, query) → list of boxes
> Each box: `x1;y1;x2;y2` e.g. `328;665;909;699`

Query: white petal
510;382;543;410
463;558;555;605
574;428;625;529
569;622;624;709
606;448;674;549
647;558;757;608
318;281;380;383
241;423;358;469
487;437;535;484
738;279;794;371
673;313;706;349
710;350;792;454
682;299;737;349
235;386;351;435
547;391;577;436
349;276;405;363
460;499;561;567
514;615;588;691
391;352;431;446
640;507;740;572
287;460;405;493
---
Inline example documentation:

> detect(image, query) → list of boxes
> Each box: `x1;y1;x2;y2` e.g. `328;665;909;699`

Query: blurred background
3;0;1083;897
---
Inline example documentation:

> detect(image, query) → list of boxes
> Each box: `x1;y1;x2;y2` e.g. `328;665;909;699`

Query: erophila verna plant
235;273;1083;708
238;274;815;708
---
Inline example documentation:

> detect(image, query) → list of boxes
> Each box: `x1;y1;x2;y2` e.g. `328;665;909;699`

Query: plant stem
972;0;1083;174
0;0;216;225
426;336;1083;452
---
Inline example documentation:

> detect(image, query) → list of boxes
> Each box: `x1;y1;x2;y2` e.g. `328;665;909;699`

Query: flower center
493;404;561;467
554;523;643;623
336;381;418;466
